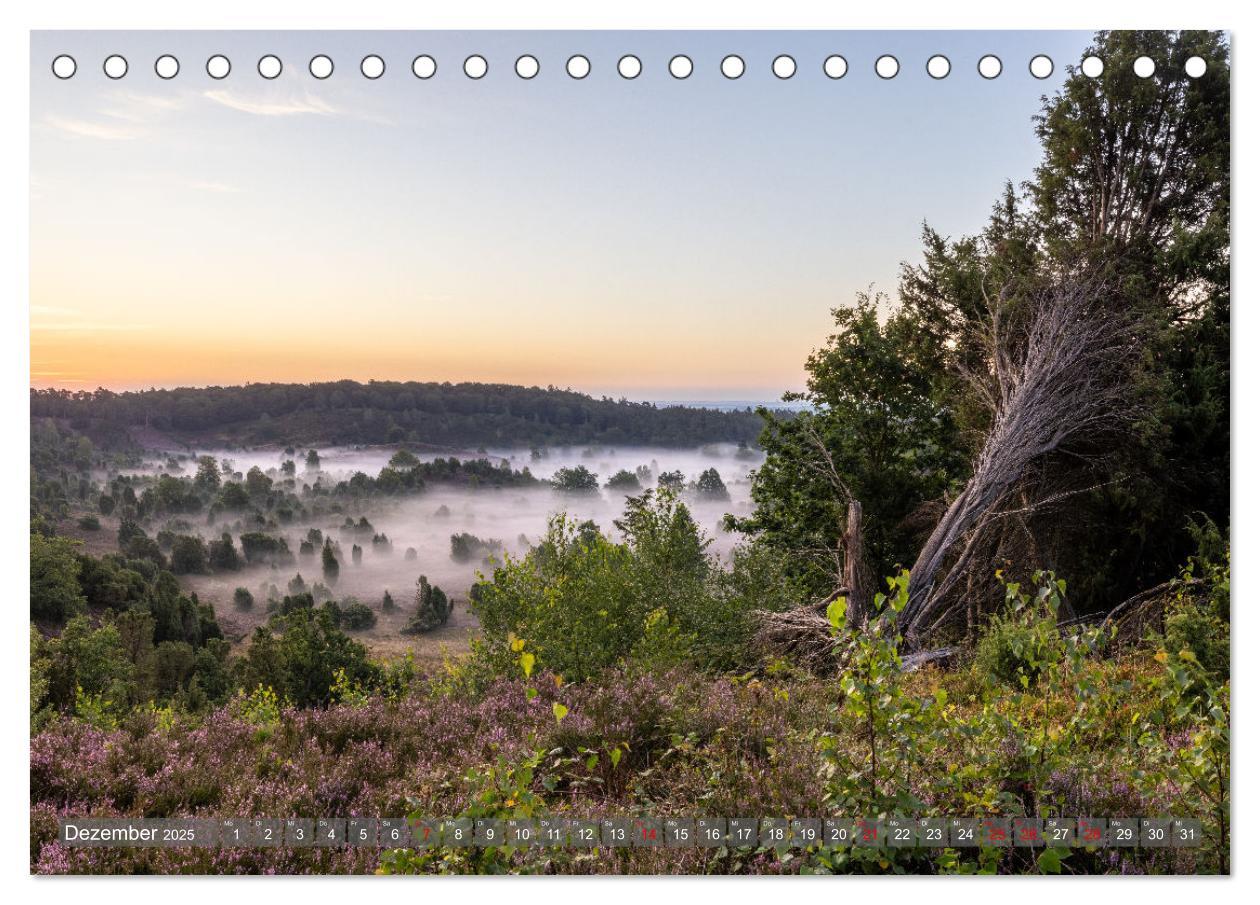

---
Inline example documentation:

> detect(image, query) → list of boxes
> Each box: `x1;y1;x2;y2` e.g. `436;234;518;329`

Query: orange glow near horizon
29;317;814;398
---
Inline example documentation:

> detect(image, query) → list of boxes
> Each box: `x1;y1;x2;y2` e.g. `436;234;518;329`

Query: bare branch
899;272;1145;645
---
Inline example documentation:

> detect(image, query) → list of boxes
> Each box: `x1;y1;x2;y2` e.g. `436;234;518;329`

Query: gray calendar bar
59;816;1205;849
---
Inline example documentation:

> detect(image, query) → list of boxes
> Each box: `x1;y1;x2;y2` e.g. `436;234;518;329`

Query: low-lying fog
128;445;764;620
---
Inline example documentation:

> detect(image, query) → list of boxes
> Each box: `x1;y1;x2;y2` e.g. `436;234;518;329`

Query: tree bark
843;501;871;627
894;275;1141;647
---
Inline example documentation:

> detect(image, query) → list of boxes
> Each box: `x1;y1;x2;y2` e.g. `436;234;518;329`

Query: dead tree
798;422;872;625
897;275;1142;646
753;424;873;670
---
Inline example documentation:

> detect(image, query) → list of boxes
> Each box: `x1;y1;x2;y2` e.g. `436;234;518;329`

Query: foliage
605;469;642;492
450;532;503;564
23;28;1231;878
473;491;794;679
693;467;730;500
207;533;240;571
732;292;966;596
30;533;87;622
168;534;209;575
239;532;293;566
1158;536;1231;687
1137;643;1230;873
972;573;1069;690
402;576;452;635
236;683;284;727
898;30;1229;615
627;608;696;673
321;539;340;584
551;465;600;494
817;573;943;824
341;601;377;631
656;469;685;491
1161;604;1228;687
235;608;379;708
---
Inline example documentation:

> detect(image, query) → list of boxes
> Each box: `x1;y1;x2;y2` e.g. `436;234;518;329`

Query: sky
30;30;1094;401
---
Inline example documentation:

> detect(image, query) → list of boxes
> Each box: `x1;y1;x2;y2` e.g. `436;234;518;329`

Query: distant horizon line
29;378;805;408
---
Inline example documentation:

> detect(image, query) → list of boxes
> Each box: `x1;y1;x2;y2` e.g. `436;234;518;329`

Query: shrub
239;532;293;566
551;465;599;494
1162;602;1229;683
322;540;340;584
449;533;502;564
120;527;166;569
1156;535;1230;686
154;641;197;697
279;592;315;616
236;609;378;707
627;608;695;672
77;515;101;531
30;533;86;623
974;618;1044;689
972;572;1066;690
605;470;642;492
471;491;783;680
169;535;209;575
342;602;377;631
44;615;136;713
656;470;684;491
207;533;240;571
233;587;255;611
693;467;730;500
402;577;451;634
75;553;146;612
473;517;638;680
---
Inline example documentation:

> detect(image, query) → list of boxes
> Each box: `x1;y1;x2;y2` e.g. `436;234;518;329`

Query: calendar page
26;27;1230;877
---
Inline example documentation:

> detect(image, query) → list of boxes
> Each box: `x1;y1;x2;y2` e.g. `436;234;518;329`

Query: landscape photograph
27;29;1229;875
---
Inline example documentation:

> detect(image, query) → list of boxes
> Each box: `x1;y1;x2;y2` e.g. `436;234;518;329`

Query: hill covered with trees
30;381;769;450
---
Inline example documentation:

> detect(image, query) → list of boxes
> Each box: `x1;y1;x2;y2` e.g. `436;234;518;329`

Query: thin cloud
101;91;186;123
203;90;338;117
121;92;184;112
43;115;136;141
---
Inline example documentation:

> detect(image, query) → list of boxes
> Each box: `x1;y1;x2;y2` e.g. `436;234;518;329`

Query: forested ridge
29;381;768;449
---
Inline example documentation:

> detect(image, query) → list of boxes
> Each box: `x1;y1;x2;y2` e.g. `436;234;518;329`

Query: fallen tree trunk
760;577;1191;675
755;601;844;674
898;276;1142;647
901;646;961;671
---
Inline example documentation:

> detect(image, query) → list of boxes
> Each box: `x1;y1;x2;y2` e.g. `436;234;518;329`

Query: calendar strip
60;817;1202;849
